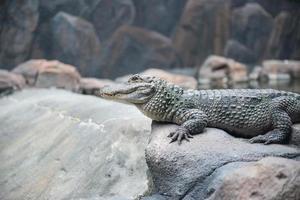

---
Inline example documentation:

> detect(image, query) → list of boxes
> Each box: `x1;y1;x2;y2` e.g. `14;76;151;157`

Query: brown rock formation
173;0;230;67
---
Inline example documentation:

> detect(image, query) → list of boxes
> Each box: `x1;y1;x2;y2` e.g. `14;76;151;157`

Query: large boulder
0;0;39;70
207;157;300;200
144;122;300;199
90;0;135;42
13;59;81;91
49;12;102;77
265;11;300;60
38;0;98;20
0;89;152;200
0;70;26;95
173;0;230;67
224;39;256;64
99;25;180;78
231;3;273;63
261;60;300;79
197;55;248;85
132;0;187;36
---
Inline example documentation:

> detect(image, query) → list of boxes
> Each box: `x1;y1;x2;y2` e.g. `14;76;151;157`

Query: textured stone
262;60;300;79
207;157;300;200
231;3;273;62
0;70;26;94
90;0;135;42
173;0;230;67
13;59;81;91
39;0;99;20
197;55;248;84
265;11;300;60
224;40;256;64
0;0;39;70
144;122;300;199
99;25;180;78
49;12;102;77
132;0;187;36
0;89;151;200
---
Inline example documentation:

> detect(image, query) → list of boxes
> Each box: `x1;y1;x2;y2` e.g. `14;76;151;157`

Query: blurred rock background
1;1;300;199
1;0;299;79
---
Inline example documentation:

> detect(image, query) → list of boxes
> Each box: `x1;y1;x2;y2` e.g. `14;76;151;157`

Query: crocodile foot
168;127;193;145
249;130;287;145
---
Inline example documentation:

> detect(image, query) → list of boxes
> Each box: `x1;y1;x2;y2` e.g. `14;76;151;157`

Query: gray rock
90;0;135;42
207;157;300;200
197;55;248;85
224;40;256;64
265;11;300;61
262;60;300;79
231;3;273;62
0;89;152;200
13;59;81;91
173;0;230;67
145;122;300;199
0;0;39;70
50;12;102;77
39;0;99;21
99;25;180;78
132;0;187;36
0;70;26;95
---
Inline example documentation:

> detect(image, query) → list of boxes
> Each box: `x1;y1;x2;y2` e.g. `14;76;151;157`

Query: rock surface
265;11;300;60
1;0;300;75
144;122;300;200
13;59;81;91
0;0;39;70
262;60;300;79
0;70;26;94
198;55;248;85
207;157;300;200
90;0;135;43
99;25;180;78
133;0;187;36
224;40;256;64
50;12;102;76
173;0;230;67
0;89;151;200
231;3;273;62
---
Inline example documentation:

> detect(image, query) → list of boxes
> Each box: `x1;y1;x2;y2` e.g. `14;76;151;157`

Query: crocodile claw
168;127;193;145
249;130;286;145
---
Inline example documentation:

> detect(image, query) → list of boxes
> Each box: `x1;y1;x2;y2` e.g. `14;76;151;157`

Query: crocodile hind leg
249;96;294;144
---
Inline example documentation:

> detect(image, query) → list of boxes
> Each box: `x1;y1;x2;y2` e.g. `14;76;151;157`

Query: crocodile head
99;74;158;104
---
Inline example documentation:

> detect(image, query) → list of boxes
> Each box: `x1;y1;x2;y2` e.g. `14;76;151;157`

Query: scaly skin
98;74;300;144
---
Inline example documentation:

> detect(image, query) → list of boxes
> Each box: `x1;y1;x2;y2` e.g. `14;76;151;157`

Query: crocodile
98;74;300;144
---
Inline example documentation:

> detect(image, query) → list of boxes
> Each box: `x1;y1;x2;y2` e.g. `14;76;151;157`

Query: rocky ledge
0;89;151;200
0;89;299;200
144;122;300;200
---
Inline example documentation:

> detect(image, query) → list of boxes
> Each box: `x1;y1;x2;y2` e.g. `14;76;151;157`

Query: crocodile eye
129;74;141;82
131;76;138;81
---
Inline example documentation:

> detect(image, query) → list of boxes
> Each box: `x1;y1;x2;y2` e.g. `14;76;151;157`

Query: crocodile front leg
168;109;208;144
